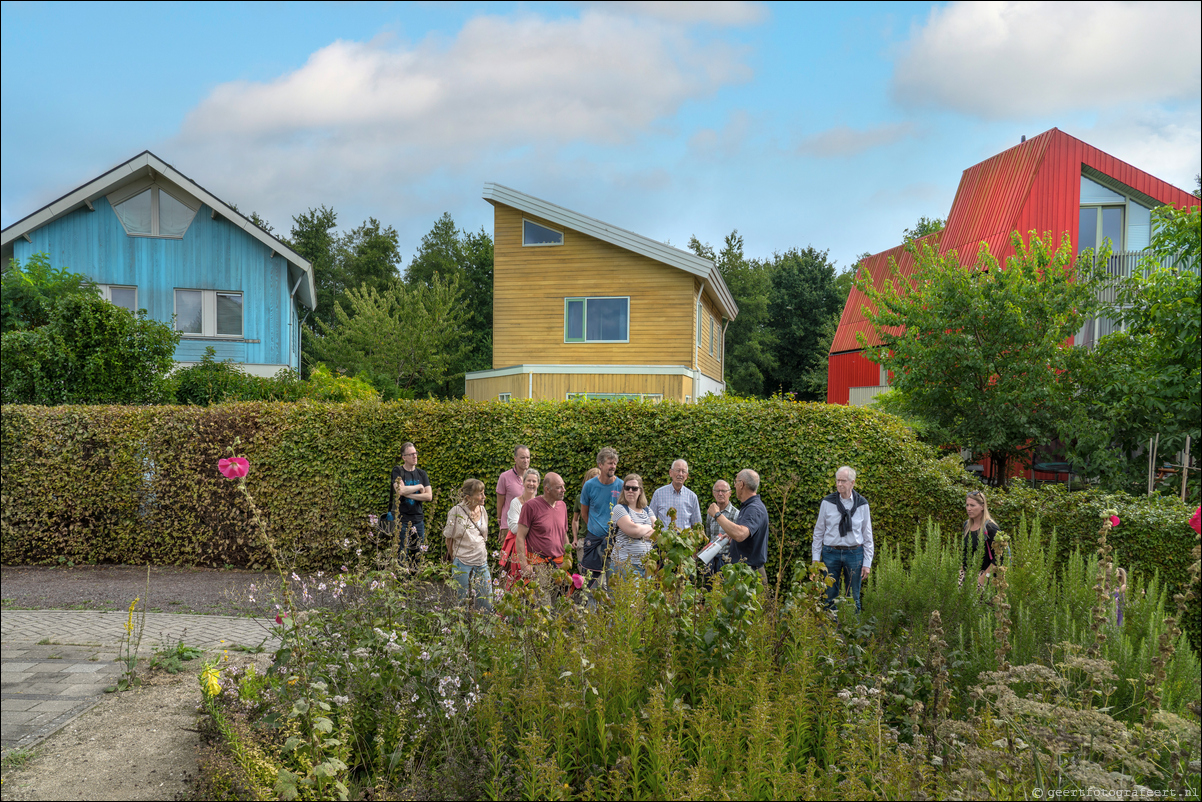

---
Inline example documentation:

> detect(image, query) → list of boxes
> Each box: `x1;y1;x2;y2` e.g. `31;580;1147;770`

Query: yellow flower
125;597;139;634
200;665;221;697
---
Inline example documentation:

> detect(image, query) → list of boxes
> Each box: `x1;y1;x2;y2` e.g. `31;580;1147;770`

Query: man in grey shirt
650;459;704;530
701;479;738;579
812;466;873;612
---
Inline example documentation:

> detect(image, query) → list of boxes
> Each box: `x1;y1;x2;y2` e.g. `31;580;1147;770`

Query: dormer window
523;219;563;246
110;184;198;238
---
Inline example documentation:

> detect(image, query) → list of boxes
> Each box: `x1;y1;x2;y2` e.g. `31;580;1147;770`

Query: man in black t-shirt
390;441;432;560
706;468;769;590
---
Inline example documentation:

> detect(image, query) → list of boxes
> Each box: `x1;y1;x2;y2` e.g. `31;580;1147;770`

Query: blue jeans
399;518;425;557
822;545;864;612
452;557;493;610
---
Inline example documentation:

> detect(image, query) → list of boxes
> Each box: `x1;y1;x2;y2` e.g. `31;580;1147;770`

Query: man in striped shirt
650;459;703;531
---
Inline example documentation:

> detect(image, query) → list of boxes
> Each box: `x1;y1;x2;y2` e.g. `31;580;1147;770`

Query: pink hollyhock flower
1190;507;1201;536
218;457;250;479
571;573;584;590
1109;515;1120;528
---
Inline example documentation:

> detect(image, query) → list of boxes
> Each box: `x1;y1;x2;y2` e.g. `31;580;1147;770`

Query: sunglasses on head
968;490;984;498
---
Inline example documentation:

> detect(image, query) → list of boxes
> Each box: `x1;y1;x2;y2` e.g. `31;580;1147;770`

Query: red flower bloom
1109;515;1120;528
218;457;250;479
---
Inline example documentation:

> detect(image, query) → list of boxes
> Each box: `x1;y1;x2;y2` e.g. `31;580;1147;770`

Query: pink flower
218;457;249;479
571;573;584;590
1109;515;1120;528
275;614;286;625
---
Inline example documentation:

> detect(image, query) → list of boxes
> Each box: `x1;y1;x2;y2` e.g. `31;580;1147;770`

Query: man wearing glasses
706;469;769;589
811;466;873;613
700;480;739;580
391;442;433;561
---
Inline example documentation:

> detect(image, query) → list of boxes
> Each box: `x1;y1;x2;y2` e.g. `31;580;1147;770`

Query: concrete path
1;610;279;754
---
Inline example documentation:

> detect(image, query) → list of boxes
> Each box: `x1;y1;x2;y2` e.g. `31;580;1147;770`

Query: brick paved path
1;611;279;753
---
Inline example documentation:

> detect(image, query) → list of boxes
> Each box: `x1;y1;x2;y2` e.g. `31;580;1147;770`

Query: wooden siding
695;280;723;382
492;204;697;369
465;373;527;401
467;371;690;401
13;197;296;368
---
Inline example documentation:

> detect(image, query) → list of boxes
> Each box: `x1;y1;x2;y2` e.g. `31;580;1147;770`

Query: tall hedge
2;397;1197;645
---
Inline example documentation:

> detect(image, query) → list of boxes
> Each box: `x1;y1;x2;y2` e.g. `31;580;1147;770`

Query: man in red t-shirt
515;472;569;600
496;445;531;542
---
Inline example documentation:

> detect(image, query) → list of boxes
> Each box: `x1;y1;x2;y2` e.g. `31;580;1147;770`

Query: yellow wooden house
464;184;738;402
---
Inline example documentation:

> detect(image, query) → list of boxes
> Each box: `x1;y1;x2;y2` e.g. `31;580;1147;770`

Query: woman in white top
610;474;657;577
507;469;541;533
443;478;492;610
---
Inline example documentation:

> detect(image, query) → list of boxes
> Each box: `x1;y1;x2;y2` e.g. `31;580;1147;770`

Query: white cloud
1070;108;1202;193
170;9;752;229
796;122;916;157
600;1;768;26
892;1;1201;119
688;110;754;159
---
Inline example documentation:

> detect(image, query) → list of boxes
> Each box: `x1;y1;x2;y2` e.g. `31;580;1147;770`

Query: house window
112;186;198;238
498;393;512;402
696;301;703;347
564;297;629;342
709;316;715;356
523;219;564;246
566;393;662;402
175;289;243;337
97;284;137;313
1077;174;1155;254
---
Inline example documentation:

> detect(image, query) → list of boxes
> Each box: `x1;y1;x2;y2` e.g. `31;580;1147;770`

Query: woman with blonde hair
443;478;492;609
610;473;657;577
961;489;1000;589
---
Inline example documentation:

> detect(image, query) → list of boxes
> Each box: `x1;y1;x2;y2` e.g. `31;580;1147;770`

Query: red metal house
830;127;1199;410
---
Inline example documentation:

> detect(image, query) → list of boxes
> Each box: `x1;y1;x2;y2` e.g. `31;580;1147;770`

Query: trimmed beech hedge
2;397;1197;640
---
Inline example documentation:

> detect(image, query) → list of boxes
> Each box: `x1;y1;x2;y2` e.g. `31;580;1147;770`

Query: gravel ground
0;565;277;617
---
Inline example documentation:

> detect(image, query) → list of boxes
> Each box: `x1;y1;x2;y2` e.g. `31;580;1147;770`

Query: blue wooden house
0;151;315;376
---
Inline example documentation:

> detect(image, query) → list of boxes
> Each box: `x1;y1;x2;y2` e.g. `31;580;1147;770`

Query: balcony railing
1078;250;1198;346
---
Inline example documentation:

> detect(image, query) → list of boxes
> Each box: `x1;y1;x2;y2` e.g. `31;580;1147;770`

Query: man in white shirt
811;466;873;612
650;459;703;530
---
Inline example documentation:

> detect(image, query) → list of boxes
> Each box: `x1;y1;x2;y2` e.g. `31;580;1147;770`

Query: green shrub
2;396;1196;648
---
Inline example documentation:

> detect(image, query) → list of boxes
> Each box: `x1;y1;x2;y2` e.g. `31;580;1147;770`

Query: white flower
351;647;371;659
332;695;350;706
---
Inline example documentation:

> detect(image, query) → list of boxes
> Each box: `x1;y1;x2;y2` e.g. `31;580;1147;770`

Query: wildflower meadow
192;448;1202;801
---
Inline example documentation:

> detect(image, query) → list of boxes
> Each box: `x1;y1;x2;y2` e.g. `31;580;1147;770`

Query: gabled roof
1;151;316;310
482;182;738;320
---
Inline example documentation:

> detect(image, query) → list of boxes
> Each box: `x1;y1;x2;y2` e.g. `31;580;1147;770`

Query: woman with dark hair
610;473;657;578
443;478;492;609
961;489;1000;589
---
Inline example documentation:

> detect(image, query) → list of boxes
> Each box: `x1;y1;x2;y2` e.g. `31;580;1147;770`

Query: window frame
563;296;630;343
565;392;663;402
709;315;715;356
498;393;512;402
522;218;564;247
174;288;244;339
96;284;138;313
108;181;200;240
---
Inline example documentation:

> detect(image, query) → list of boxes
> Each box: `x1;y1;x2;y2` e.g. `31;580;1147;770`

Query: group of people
389;443;1005;613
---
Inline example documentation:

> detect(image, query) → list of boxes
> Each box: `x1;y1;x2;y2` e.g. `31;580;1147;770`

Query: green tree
306;274;469;398
1;253;99;333
286;208;403;338
689;231;777;397
404;213;494;396
903;215;946;243
1061;204;1201;494
858;231;1105;485
1;290;180;405
764;246;841;400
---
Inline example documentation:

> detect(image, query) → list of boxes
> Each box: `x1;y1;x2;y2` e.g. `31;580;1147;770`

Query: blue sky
2;1;1199;273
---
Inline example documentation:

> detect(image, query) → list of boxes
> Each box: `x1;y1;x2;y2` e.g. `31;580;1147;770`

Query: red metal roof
831;128;1200;360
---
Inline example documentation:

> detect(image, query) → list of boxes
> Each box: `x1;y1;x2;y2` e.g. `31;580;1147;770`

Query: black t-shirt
391;466;430;520
962;520;999;572
730;494;769;568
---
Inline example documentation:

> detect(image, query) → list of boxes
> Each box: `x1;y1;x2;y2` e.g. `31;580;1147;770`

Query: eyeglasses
714;488;730;493
403;451;417;457
967;490;984;498
625;485;640;492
